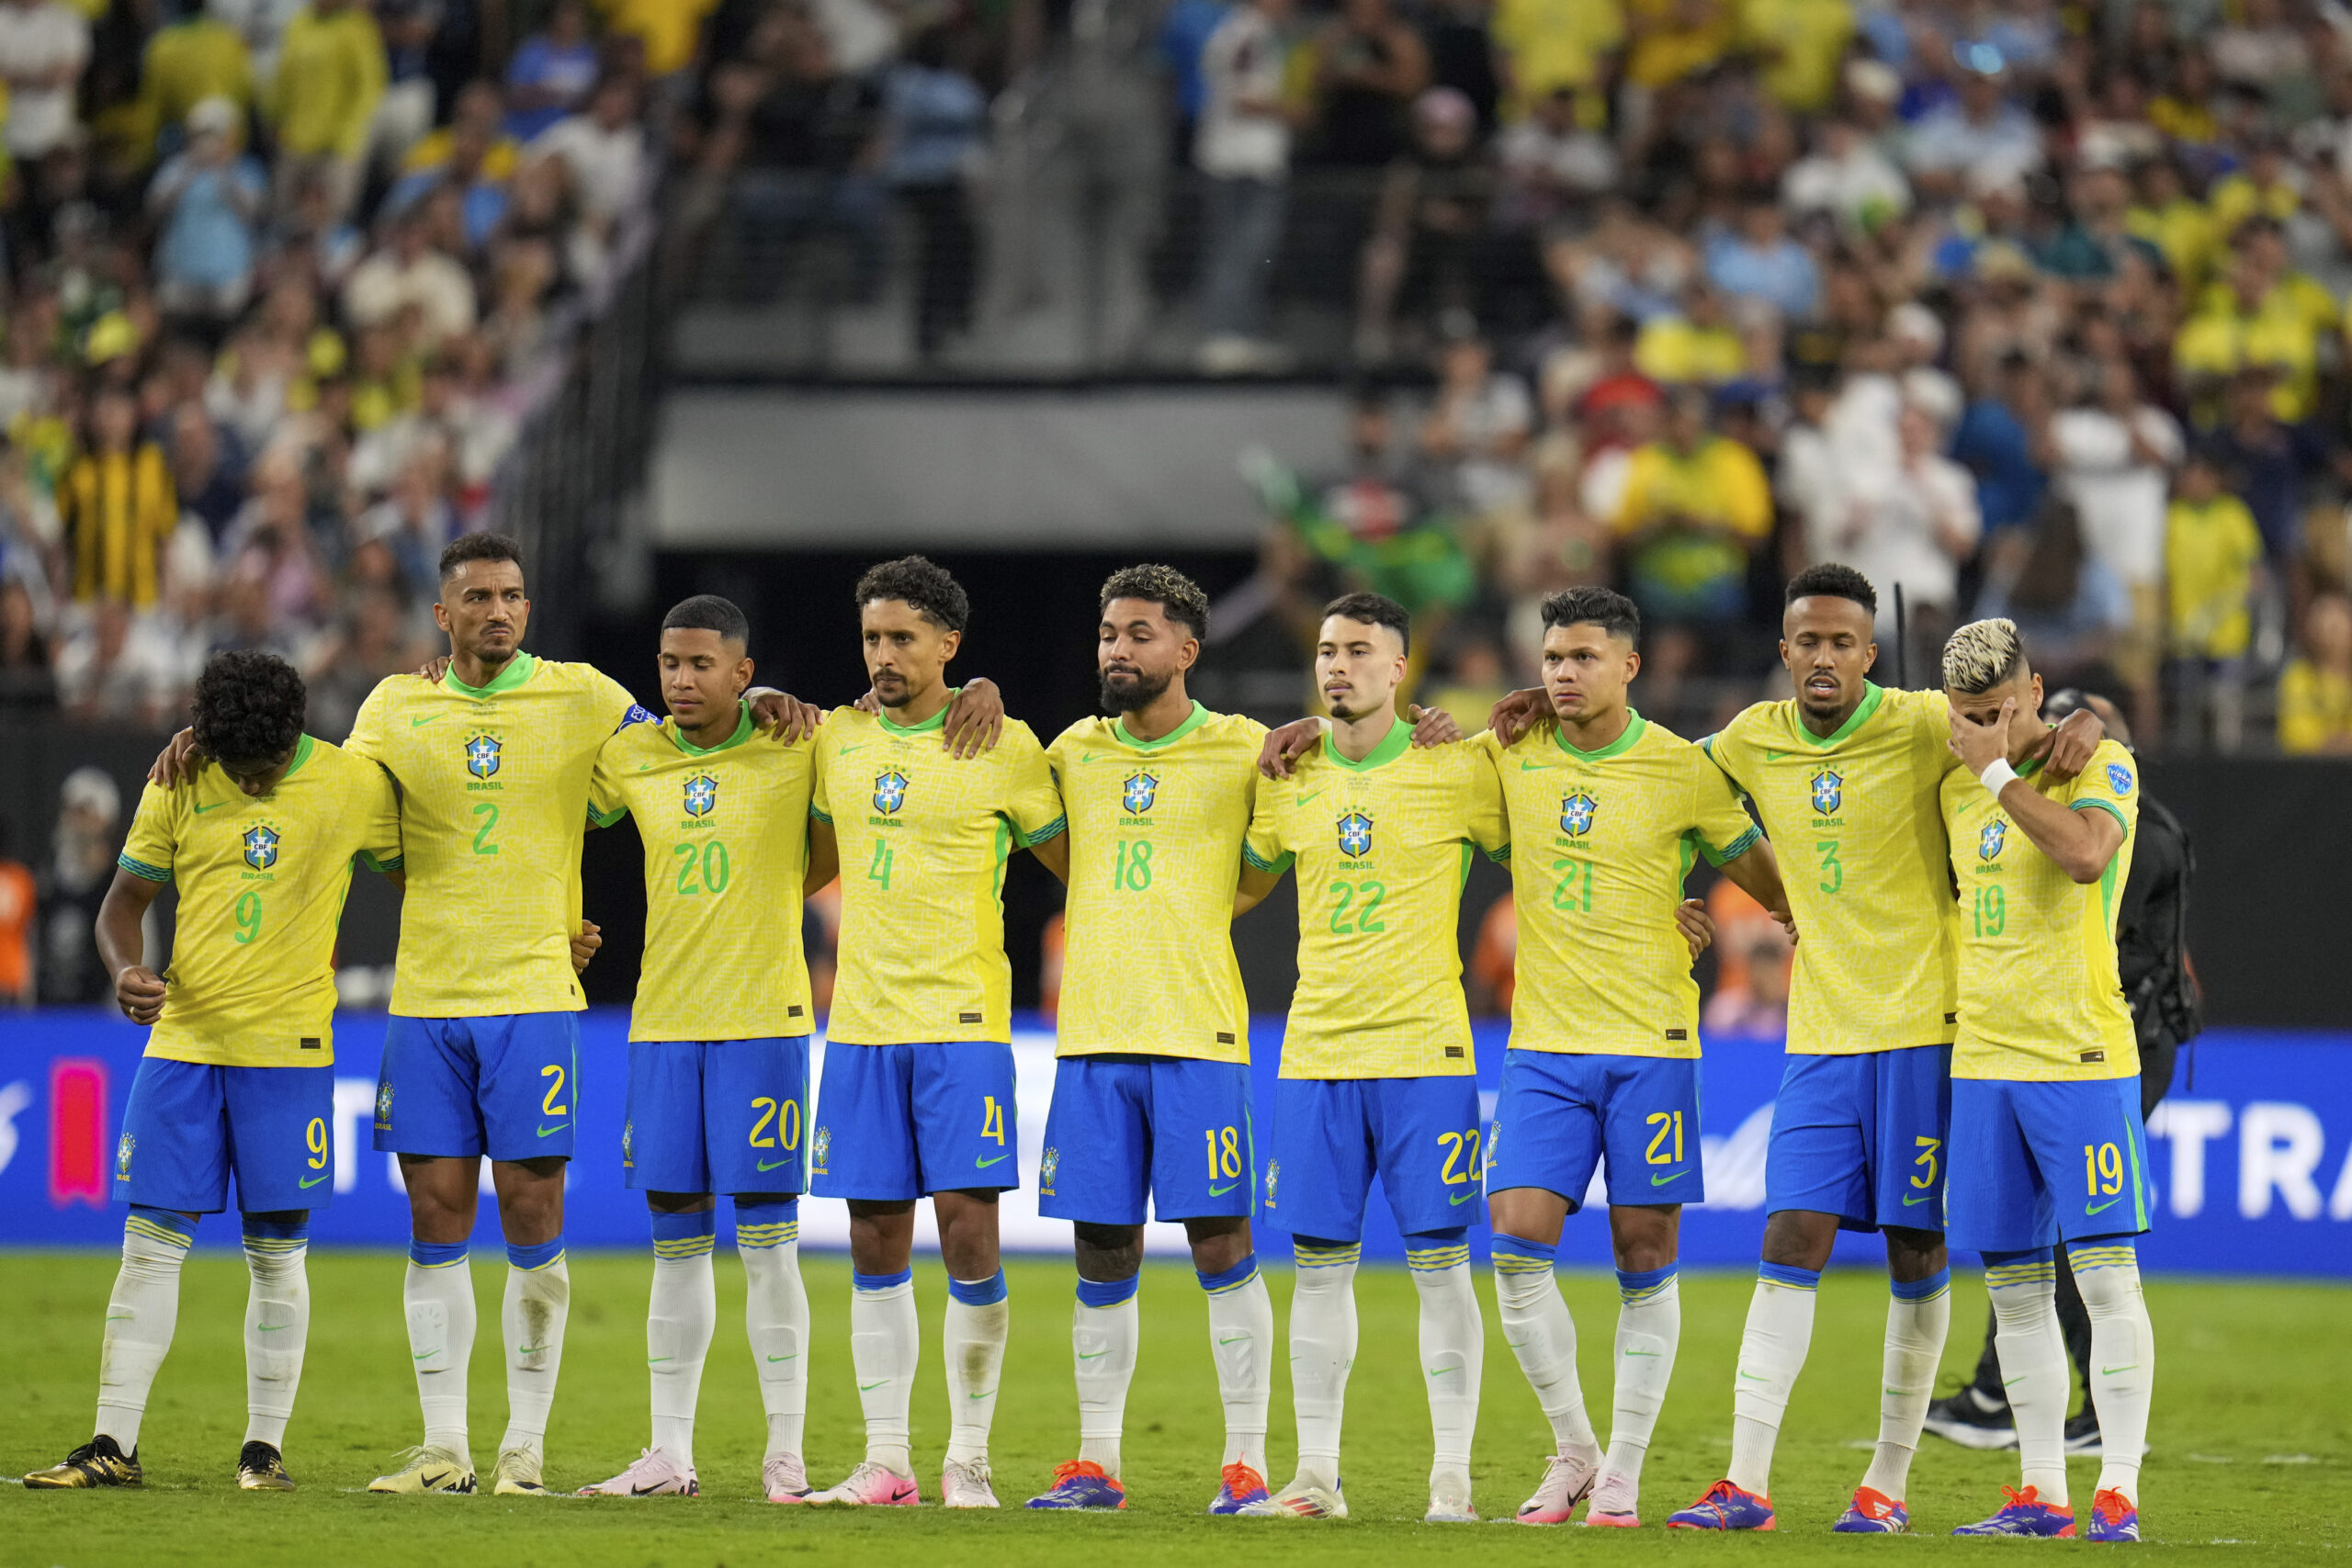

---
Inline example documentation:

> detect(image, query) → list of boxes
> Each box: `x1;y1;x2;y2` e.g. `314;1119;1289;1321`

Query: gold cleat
237;1441;296;1491
367;1444;477;1494
492;1447;553;1495
25;1435;142;1489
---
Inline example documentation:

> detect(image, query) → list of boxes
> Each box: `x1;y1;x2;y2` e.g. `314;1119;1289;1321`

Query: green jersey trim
2071;796;2130;835
1114;700;1211;750
1800;682;1884;749
357;851;404;873
279;733;318;782
118;852;171;883
1554;709;1648;761
444;649;538;698
808;805;833;824
876;690;956;737
1322;713;1411;772
1242;841;1294;874
670;701;754;757
1019;813;1069;847
1700;822;1762;867
588;804;628;829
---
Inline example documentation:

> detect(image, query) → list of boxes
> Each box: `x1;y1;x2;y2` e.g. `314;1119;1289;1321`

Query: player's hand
852;688;879;716
748;687;823;742
570;920;602;974
149;728;201;786
1674;897;1715;960
1488;686;1550;746
1258;716;1328;778
1947;697;2013;776
416;654;450;682
943;677;1004;759
1772;907;1799;945
1406;704;1461;747
2044;706;2105;782
115;964;166;1025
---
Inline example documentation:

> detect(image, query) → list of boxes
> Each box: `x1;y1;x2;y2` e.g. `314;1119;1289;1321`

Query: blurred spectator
344;205;477;345
169;400;245;541
266;0;386;221
1356;86;1493;358
0;0;90;165
62;384;175;609
1496;85;1617;233
1421;0;1499;140
529;73;649;277
595;0;719;82
2164;449;2266;751
37;765;117;1005
0;815;29;1003
54;596;180;722
2278;591;2352;755
1781;118;1910;236
0;576;53;706
1490;0;1617;125
1951;352;2052;535
1194;0;1295;373
1310;0;1429;169
2050;357;2180;732
1420;325;1532;518
1705;195;1818;319
884;35;985;363
1903;57;2044;200
1975;496;2132;684
149;96;267;322
1701;878;1792;1039
132;0;255;168
2200;369;2325;561
1822;401;1982;667
1160;0;1228;155
505;0;598;141
369;0;440;179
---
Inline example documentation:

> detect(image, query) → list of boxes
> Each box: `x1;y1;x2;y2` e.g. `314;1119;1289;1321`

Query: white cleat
1426;1468;1478;1523
1241;1474;1349;1517
491;1447;554;1495
367;1444;477;1495
763;1454;813;1504
1580;1467;1641;1528
940;1459;1001;1508
1517;1450;1600;1525
577;1448;698;1496
805;1460;921;1506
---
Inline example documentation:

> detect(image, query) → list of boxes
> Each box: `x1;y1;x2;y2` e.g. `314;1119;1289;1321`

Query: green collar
1555;709;1647;761
1323;712;1412;771
445;649;537;698
671;700;753;757
876;687;956;736
1802;681;1884;748
1114;700;1210;750
277;733;317;784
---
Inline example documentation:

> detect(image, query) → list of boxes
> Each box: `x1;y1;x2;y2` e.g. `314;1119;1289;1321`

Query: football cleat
940;1459;1000;1509
1242;1476;1347;1517
763;1454;812;1504
24;1435;142;1489
1668;1479;1777;1531
577;1448;698;1496
1923;1388;2019;1450
806;1460;921;1506
236;1441;296;1491
1581;1468;1640;1528
1516;1450;1600;1525
1832;1485;1908;1533
1425;1467;1476;1523
367;1444;477;1494
1025;1459;1127;1510
1207;1461;1271;1515
492;1447;554;1495
1951;1483;2076;1537
2086;1488;2140;1543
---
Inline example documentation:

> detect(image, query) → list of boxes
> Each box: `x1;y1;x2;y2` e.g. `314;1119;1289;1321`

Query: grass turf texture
6;1251;2346;1563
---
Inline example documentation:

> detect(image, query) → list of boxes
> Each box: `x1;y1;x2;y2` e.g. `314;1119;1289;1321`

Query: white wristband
1979;758;2018;798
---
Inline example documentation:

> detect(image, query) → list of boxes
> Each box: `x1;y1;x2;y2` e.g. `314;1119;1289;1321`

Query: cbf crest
1337;812;1374;858
1979;819;2007;861
1122;773;1159;815
812;1125;832;1171
872;770;909;815
684;773;718;817
375;1079;394;1126
115;1132;135;1180
242;822;281;871
622;1121;634;1166
1040;1146;1061;1190
1811;768;1843;815
1559;792;1597;837
1264;1158;1281;1206
465;733;503;779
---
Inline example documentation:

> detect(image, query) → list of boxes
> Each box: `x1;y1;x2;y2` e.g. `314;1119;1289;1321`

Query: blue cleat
1667;1480;1776;1531
2087;1488;2140;1542
1951;1484;2076;1537
1832;1485;1909;1533
1025;1460;1126;1511
1207;1462;1271;1515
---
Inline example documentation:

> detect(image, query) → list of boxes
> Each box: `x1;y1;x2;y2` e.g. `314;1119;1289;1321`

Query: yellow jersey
1046;703;1264;1064
591;702;817;1043
1243;718;1507;1079
117;738;401;1066
1939;739;2140;1081
345;651;648;1017
810;703;1066;1045
1490;713;1758;1059
1703;683;1962;1055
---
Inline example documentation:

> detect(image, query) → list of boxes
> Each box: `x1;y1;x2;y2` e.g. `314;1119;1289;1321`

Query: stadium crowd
0;0;659;739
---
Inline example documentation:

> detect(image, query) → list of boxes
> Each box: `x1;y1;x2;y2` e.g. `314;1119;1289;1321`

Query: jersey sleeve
343;674;401;762
808;743;833;823
592;667;656;732
1460;745;1510;857
1688;749;1763;865
117;780;180;883
2067;741;2140;840
1000;728;1067;846
1699;706;1754;792
587;734;629;829
1242;778;1292;874
354;762;405;872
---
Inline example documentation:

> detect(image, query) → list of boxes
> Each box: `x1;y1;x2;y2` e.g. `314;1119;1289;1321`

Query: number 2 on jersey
1645;1111;1685;1165
1328;879;1387;933
471;801;500;856
673;839;731;896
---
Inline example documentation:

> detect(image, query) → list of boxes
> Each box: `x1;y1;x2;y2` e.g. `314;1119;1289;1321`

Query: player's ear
735;655;755;695
1863;641;1878;671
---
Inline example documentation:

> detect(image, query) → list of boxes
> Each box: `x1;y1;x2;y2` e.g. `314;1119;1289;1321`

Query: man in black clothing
1924;690;2200;1457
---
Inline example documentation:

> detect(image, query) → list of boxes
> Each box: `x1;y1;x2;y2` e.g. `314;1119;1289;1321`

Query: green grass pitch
6;1251;2347;1563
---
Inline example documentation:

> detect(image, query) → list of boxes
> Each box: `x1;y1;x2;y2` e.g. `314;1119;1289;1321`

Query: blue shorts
373;1013;581;1161
1486;1050;1703;1212
1947;1077;2152;1254
1766;1045;1952;1233
1037;1055;1253;1225
115;1057;335;1214
1262;1076;1482;1243
809;1041;1018;1201
625;1037;811;1196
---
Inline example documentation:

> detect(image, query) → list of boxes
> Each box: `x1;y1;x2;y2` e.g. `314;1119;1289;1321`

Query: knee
1075;1223;1144;1283
1758;1211;1836;1270
1185;1221;1251;1279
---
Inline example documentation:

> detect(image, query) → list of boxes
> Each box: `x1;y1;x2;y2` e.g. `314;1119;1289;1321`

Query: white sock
944;1272;1010;1466
648;1214;718;1470
1408;1241;1481;1489
499;1241;570;1459
1861;1269;1951;1500
1288;1241;1360;1489
1986;1254;2071;1506
96;1210;193;1451
2070;1243;2154;1501
1490;1235;1600;1461
1605;1264;1680;1493
738;1204;808;1461
1727;1264;1818;1496
241;1221;311;1450
403;1241;475;1460
1073;1276;1139;1475
850;1269;919;1474
1203;1258;1273;1476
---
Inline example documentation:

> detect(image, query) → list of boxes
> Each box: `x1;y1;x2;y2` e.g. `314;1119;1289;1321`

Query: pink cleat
576;1449;698;1496
1516;1450;1600;1525
805;1460;921;1506
763;1455;812;1504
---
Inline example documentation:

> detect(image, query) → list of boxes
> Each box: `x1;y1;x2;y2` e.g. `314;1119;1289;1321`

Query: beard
1100;665;1172;714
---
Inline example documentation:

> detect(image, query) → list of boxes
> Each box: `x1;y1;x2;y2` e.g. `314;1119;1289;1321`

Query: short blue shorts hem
1485;1049;1703;1212
1037;1054;1253;1225
624;1037;811;1196
115;1057;335;1213
1946;1076;2152;1255
809;1041;1018;1201
372;1013;582;1161
1262;1075;1482;1243
1764;1044;1952;1233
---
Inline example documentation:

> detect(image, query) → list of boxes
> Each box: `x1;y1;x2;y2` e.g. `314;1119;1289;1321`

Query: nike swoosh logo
414;1352;435;1360
1738;1371;1769;1382
969;1390;995;1400
1623;1348;1662;1357
300;1174;328;1188
519;1343;550;1354
975;1153;1009;1168
757;1158;791;1171
1077;1349;1107;1359
1295;790;1325;806
2100;1364;2138;1376
1217;1336;1249;1345
837;743;868;757
2086;1197;2121;1214
257;1324;289;1331
193;801;226;814
2004;1375;2027;1387
537;1123;568;1137
1902;1192;1934;1205
1519;761;1549;772
859;1380;888;1392
411;715;446;728
1764;749;1791;761
1209;1181;1239;1196
1449;1190;1476;1204
1650;1170;1689;1186
766;1354;798;1362
648;1357;673;1363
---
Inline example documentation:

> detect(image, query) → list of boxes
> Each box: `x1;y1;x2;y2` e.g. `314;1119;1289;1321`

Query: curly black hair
192;650;307;769
1101;563;1210;640
1784;562;1878;615
854;555;969;633
439;530;525;584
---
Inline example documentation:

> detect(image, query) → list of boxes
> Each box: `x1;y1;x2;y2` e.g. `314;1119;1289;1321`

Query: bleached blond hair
1942;617;2027;694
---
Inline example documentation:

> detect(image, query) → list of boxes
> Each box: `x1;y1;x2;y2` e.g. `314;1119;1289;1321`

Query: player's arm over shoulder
343;672;416;761
998;721;1068;849
338;748;406;873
